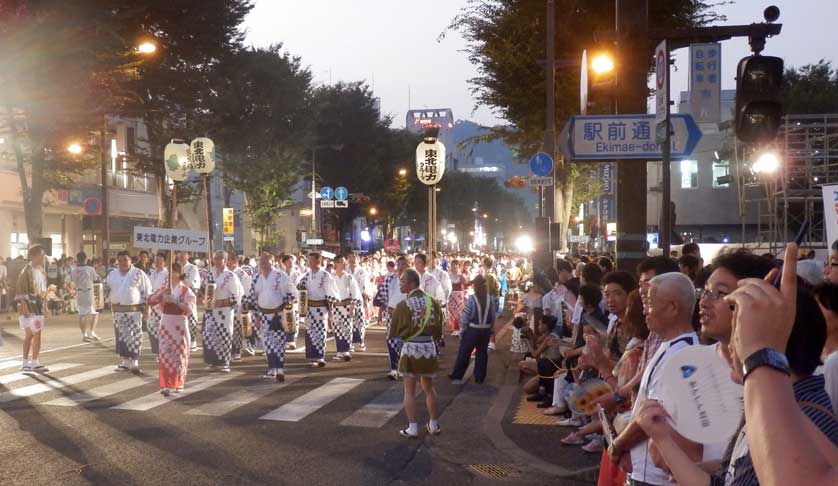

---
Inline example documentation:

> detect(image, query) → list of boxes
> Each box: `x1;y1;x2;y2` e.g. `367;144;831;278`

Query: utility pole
614;0;649;272
100;115;110;261
544;0;556;222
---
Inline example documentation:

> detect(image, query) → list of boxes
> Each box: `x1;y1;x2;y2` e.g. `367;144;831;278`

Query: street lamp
67;143;82;155
752;151;780;174
369;207;378;216
136;41;157;55
590;52;616;75
398;168;407;177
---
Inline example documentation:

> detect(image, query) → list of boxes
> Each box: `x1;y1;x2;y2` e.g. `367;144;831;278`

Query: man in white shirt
202;251;243;373
178;251;201;350
280;254;302;350
382;256;408;379
431;252;452;318
609;272;698;486
247;251;292;381
297;252;338;368
105;250;152;374
71;251;102;343
15;245;49;372
147;253;169;355
414;254;445;303
332;255;362;361
348;252;368;351
226;252;251;362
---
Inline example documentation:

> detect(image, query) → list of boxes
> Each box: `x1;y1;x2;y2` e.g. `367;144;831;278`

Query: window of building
713;160;731;188
10;232;28;258
126;126;136;155
680;160;698;189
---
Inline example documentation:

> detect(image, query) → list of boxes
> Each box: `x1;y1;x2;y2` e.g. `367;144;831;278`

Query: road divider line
185;375;303;417
0;363;81;386
260;377;363;422
44;375;154;407
0;366;114;403
111;372;242;412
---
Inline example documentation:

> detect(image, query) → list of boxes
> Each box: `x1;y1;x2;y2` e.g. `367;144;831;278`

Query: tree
447;0;725;249
205;45;313;250
783;60;838;114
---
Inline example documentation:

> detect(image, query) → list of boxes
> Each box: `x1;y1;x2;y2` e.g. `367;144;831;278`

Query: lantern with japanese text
164;142;190;181
415;137;445;186
190;137;215;174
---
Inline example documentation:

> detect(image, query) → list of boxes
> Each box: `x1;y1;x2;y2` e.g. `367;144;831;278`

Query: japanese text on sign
689;43;721;123
581;120;656;153
415;139;446;185
132;226;209;253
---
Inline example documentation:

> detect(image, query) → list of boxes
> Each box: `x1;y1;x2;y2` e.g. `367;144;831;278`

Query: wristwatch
742;348;790;381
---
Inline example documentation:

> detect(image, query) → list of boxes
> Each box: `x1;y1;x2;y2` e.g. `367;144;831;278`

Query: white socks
552;377;568;408
429;419;440;432
406;422;418;435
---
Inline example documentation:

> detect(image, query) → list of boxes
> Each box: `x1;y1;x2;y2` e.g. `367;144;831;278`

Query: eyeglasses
826;262;838;269
697;287;730;301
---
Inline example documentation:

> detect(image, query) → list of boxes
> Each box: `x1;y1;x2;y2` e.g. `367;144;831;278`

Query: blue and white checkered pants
305;306;329;361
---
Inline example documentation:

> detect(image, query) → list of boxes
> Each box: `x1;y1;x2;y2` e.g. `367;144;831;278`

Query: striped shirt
711;374;838;486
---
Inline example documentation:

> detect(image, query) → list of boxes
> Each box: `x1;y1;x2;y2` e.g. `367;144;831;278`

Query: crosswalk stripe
111;372;242;412
185;375;303;417
0;360;23;370
0;366;115;403
287;336;334;354
340;383;419;428
0;363;81;386
43;375;154;407
260;377;364;422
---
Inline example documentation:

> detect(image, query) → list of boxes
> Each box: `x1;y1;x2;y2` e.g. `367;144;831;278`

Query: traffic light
735;55;784;143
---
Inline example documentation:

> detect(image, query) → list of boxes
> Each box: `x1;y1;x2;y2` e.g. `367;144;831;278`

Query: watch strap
743;348;790;381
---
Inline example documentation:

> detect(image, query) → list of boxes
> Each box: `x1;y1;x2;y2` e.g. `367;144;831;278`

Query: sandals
560;432;586;446
399;428;418;439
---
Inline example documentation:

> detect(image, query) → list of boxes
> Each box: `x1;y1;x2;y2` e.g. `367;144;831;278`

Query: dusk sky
244;0;838;128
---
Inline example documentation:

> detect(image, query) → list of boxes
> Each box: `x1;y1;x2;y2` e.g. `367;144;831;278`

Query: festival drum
298;290;308;316
205;282;216;308
241;311;253;338
93;283;105;311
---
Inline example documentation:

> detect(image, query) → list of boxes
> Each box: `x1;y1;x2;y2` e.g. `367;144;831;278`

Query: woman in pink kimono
447;260;468;337
152;261;195;396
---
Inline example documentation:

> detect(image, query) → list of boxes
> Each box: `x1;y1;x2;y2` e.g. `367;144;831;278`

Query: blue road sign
529;152;554;176
560;114;703;160
320;186;334;201
334;186;349;201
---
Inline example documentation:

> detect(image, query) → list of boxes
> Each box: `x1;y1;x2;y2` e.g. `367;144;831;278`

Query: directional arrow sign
560;114;702;161
320;186;334;201
334;186;349;201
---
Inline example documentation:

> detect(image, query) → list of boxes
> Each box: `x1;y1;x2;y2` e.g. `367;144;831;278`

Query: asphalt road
0;312;596;486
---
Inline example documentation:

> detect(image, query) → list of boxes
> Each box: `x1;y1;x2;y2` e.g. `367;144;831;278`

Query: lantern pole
204;173;213;256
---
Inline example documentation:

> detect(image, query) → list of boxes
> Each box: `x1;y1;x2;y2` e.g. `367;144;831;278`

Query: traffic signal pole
614;0;649;272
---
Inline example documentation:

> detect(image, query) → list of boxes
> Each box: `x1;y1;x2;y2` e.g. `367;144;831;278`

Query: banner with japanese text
133;226;209;253
822;185;838;248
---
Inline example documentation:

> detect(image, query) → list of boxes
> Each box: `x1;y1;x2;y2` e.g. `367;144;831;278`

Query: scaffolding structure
737;114;838;252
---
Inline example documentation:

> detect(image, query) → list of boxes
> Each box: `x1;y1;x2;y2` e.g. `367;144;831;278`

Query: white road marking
185;375;303;417
0;360;23;370
44;375;154;407
111;372;242;412
0;363;81;386
260;377;364;422
340;384;421;428
287;336;334;354
0;366;114;403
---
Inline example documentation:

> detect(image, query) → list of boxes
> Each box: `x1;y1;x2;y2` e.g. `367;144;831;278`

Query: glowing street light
398;168;407;177
482;213;488;219
590;52;616;75
369;207;378;216
514;235;534;253
752;151;780;174
137;41;157;55
67;143;83;155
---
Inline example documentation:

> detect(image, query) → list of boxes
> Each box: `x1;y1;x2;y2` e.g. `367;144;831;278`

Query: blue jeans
451;327;492;383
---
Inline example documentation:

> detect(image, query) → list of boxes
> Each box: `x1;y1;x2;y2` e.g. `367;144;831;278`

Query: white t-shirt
822;351;838;412
630;330;698;486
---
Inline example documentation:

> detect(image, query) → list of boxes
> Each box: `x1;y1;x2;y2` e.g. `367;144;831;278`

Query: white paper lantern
415;139;445;185
164;142;191;182
190;137;215;174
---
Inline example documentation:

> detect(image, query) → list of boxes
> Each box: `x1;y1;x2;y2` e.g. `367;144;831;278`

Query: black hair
787;288;827;376
581;262;604;286
386;261;395;269
679;254;703;281
27;245;44;258
531;274;552;293
601;271;638;293
597;256;614;273
579;284;602;308
682;242;701;256
482;256;493;268
637;256;679;277
693;265;713;289
556;259;573;274
711;250;775;280
281;254;293;264
76;251;87;265
545;267;560;286
540;314;558;331
139;250;149;257
414;253;428;265
396;255;407;264
814;282;838;314
564;278;580;298
512;315;527;329
116;250;130;258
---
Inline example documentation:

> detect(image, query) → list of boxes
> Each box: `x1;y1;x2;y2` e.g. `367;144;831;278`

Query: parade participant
105;250;152;374
226;252;252;362
137;250;151;273
332;255;363;361
70;251;101;343
202;251;243;373
414;254;445;304
297;252;337;368
376;256;407;379
280;254;302;350
154;261;195;396
147;253;169;356
348;252;368;351
450;275;496;385
177;251;201;351
431;252;452;324
15;245;49;372
247;251;293;381
447;260;468;336
390;269;443;438
373;260;396;327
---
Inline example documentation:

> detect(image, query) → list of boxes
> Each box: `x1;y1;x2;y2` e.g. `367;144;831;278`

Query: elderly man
105;250;152;374
177;251;201;350
202;251;243;373
297;252;338;368
226;252;252;362
608;271;698;486
248;251;293;381
348;252;368;352
389;268;443;438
